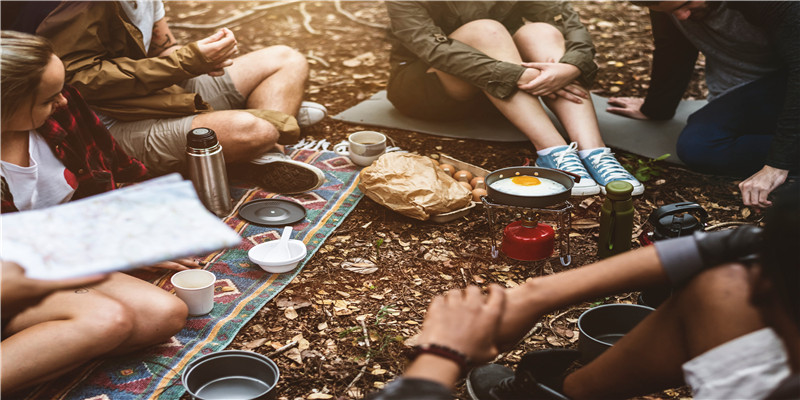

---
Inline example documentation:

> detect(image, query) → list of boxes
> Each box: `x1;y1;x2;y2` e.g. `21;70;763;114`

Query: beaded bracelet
408;343;470;372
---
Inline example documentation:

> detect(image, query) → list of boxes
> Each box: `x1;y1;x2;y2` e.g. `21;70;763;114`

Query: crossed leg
432;20;603;151
190;45;310;162
563;263;765;399
1;273;187;393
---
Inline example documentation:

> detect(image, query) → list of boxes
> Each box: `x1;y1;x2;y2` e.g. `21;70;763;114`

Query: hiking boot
535;142;600;196
250;152;325;194
296;101;327;128
582;148;644;196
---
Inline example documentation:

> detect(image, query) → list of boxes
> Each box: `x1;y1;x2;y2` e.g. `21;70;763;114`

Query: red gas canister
501;220;555;261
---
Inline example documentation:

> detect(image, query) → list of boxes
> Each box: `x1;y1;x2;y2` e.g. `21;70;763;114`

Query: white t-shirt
118;0;166;53
0;132;78;211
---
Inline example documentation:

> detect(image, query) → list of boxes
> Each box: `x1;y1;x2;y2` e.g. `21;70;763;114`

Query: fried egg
490;175;566;196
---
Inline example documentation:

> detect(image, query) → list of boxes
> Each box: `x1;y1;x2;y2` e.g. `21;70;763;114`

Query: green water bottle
597;181;634;259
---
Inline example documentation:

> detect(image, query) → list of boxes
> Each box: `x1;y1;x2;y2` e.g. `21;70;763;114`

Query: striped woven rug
18;146;364;400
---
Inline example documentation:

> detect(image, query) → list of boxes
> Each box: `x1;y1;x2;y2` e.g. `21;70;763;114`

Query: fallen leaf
284;307;298;320
242;338;267;349
307;393;333;399
572;218;600;229
318;322;328;330
284;347;302;364
342;258;378;274
741;207;751;218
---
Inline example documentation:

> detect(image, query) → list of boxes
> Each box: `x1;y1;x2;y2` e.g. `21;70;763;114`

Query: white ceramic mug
171;269;216;316
334;131;387;166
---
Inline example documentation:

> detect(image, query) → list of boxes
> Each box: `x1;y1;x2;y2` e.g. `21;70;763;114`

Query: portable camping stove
481;196;574;266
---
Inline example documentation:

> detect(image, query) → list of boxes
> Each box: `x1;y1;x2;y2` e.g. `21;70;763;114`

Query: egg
470;176;486;190
472;188;487;201
453;170;474;183
489;175;566;196
439;163;455;176
458;181;473;191
430;158;440;166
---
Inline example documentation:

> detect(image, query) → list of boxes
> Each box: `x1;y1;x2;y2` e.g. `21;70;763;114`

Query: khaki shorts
105;70;246;175
682;328;791;400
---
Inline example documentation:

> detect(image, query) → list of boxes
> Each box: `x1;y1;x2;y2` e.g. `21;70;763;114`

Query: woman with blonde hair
0;30;193;394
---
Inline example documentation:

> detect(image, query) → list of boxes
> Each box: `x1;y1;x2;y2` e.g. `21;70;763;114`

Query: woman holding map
0;30;195;394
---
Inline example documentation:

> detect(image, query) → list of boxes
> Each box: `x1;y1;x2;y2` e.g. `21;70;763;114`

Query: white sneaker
250;152;325;194
296;101;327;128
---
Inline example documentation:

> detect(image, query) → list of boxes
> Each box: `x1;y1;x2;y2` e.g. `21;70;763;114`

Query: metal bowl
485;167;576;208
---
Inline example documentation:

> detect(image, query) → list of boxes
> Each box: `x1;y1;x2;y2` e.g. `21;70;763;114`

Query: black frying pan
485;167;578;207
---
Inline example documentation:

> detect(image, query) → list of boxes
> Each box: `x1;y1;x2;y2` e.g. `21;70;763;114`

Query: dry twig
334;0;388;30
299;2;319;35
343;319;372;393
170;0;303;29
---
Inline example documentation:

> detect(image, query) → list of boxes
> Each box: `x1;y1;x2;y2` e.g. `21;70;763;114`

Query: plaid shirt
1;86;147;213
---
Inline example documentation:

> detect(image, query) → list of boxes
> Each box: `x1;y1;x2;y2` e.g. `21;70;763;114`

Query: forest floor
166;2;757;399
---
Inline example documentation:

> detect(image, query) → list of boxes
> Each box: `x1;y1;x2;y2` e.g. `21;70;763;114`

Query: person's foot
535;142;601;196
250;152;325;194
581;148;644;195
296;101;327;128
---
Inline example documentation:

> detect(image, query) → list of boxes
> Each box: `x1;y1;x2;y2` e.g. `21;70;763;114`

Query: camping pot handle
556;169;582;183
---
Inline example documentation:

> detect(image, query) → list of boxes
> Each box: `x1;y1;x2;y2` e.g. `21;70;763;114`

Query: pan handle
556;169;582;183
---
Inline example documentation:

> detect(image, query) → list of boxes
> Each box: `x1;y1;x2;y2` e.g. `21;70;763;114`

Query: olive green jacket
386;1;597;99
36;1;217;121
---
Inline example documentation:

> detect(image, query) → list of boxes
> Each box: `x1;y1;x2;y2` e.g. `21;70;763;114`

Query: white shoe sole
571;184;601;196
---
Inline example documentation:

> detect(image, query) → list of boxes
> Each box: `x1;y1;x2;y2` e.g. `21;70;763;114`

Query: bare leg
564;264;765;399
432;19;566;150
513;22;604;150
191;110;279;163
226;45;309;115
0;273;186;393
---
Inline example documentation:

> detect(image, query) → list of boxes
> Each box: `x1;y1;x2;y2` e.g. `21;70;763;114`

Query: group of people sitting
1;0;797;398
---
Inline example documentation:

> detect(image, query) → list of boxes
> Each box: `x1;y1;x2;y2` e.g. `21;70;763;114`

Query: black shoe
467;364;532;400
467;349;580;400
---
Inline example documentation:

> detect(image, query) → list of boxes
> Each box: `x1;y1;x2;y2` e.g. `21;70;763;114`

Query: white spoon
273;226;293;260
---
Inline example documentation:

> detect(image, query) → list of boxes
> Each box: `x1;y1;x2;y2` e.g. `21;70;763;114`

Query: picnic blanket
18;146;364;400
332;90;709;165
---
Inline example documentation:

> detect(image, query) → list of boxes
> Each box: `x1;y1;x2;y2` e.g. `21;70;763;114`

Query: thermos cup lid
605;181;633;200
186;127;219;149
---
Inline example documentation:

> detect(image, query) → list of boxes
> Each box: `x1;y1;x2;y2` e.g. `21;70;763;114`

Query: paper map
1;174;242;280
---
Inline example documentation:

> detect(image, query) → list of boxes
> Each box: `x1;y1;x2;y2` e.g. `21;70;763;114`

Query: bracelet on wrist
408;343;470;372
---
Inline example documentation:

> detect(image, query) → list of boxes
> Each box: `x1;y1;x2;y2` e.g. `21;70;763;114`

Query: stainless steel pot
485;167;578;207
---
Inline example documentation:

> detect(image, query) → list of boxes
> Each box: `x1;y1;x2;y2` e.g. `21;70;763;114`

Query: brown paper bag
357;153;472;221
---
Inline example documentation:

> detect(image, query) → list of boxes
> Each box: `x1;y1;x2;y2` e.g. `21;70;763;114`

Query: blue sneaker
535;142;600;196
582;148;644;195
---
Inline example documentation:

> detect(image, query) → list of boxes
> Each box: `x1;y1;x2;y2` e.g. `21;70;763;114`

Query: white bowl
248;239;308;273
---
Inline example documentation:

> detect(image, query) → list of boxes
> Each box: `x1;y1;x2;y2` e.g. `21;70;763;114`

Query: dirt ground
165;2;756;399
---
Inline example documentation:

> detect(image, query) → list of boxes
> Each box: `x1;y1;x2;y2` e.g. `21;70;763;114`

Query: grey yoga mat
332;90;708;165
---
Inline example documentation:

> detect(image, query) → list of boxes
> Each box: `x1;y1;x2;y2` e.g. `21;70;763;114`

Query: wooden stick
334;0;387;30
170;0;304;30
299;2;319;35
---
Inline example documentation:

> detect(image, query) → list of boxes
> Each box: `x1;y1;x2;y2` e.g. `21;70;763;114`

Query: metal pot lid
239;199;306;226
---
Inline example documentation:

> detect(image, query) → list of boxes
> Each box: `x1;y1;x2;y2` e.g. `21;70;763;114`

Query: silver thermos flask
186;127;232;217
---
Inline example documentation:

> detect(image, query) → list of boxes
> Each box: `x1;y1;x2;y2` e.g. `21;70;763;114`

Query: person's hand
139;258;202;272
417;284;506;364
1;261;109;317
518;62;586;103
606;97;650;120
196;27;238;77
739;165;789;208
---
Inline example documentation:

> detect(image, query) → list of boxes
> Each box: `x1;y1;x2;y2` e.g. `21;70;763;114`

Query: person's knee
676;125;718;173
148;293;188;341
516;22;564;44
266;45;308;77
456;19;510;47
86;299;136;349
226;112;279;149
677;263;751;309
